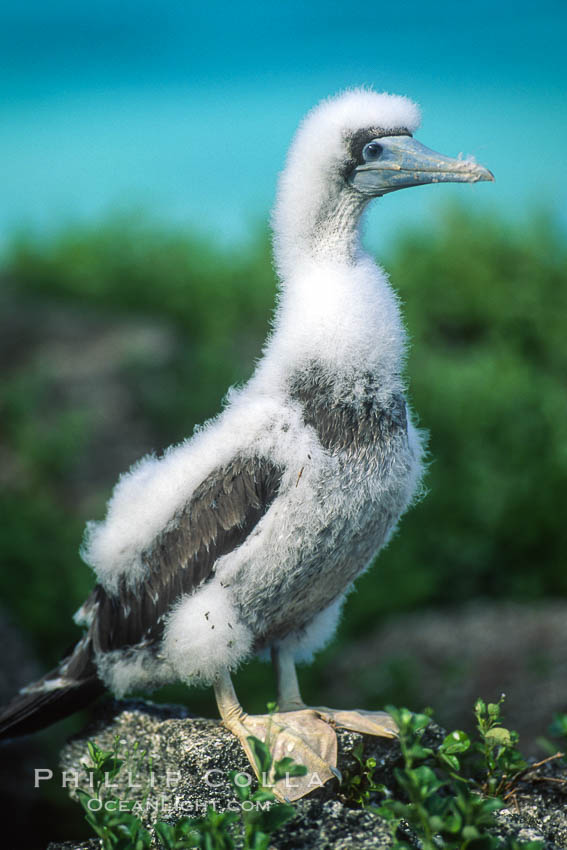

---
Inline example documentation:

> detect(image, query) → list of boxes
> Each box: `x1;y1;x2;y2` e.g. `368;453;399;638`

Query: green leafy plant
155;809;238;849
473;697;527;797
534;712;567;759
76;736;152;850
341;741;385;807
372;707;499;850
367;703;544;850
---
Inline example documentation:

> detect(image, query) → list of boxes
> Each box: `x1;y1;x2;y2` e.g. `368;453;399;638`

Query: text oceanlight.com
84;797;274;814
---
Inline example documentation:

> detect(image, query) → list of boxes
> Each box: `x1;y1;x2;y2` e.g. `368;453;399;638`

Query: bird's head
273;88;493;274
345;125;493;197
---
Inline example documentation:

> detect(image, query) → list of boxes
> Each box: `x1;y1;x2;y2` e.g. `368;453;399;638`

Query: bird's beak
349;135;494;196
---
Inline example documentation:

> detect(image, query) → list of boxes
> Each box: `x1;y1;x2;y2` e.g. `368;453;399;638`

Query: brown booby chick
0;88;493;800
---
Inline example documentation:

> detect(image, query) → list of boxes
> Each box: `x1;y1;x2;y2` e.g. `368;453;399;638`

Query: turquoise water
0;0;565;253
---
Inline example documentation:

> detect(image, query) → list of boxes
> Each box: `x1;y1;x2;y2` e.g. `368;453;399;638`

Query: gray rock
48;700;567;850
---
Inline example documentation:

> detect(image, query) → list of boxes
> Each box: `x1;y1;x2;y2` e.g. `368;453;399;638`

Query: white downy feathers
163;581;254;686
80;88;427;694
272;87;420;277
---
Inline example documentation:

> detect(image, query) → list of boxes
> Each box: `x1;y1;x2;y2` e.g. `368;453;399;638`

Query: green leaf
405;743;434;761
229;769;251;802
400;765;445;798
439;753;461;771
86;740;98;763
440;806;463;834
441;730;471;754
484;727;512;747
427;814;443;830
257;802;296;833
251;788;277;804
385;705;412;730
477;797;505;815
100;756;124;779
410;712;432;732
373;802;405;821
273;756;308;782
247;736;272;776
549;713;567;739
248;831;270;850
154;822;175;850
463;825;481;840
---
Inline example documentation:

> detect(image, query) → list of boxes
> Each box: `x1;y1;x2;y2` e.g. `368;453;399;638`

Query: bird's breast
288;364;408;457
232;369;422;643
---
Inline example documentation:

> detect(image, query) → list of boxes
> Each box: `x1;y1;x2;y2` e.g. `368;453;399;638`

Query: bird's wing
83;455;283;655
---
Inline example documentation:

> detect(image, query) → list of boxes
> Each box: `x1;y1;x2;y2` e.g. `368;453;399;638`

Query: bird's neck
306;189;369;267
258;218;406;400
262;184;406;395
273;183;370;276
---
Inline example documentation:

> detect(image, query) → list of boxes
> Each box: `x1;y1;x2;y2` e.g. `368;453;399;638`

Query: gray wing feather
85;456;283;654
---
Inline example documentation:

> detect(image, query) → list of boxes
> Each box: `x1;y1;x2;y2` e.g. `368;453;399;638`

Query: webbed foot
272;647;398;741
314;706;398;738
224;708;338;801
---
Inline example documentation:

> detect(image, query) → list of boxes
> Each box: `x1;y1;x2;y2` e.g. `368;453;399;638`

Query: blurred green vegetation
1;206;566;719
388;207;567;610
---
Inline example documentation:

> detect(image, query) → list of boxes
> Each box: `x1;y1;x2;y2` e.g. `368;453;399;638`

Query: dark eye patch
345;127;411;167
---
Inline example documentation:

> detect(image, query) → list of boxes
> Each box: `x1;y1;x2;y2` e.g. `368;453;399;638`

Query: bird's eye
362;142;383;162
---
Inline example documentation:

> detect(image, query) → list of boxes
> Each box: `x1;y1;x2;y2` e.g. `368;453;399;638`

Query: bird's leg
272;644;305;711
213;668;338;801
272;646;399;739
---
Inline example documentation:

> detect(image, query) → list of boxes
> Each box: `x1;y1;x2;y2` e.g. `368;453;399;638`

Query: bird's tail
0;634;104;740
